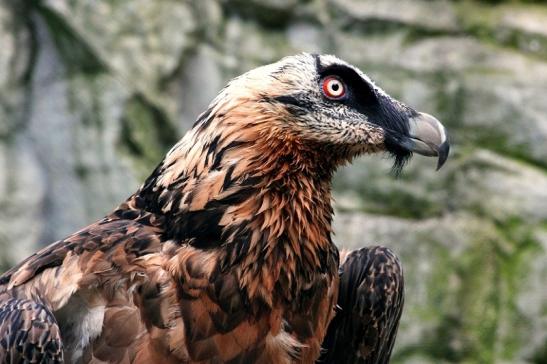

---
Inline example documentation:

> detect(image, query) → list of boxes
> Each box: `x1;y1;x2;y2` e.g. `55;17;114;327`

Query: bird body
0;54;448;363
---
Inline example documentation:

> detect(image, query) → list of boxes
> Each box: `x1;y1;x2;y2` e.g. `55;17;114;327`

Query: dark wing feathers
1;206;163;290
0;298;63;364
319;246;404;364
0;216;403;364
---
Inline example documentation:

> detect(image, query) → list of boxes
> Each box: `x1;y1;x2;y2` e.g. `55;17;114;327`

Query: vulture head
187;53;449;176
139;53;451;284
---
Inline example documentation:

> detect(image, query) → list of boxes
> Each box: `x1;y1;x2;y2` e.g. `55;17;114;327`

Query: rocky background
1;0;546;362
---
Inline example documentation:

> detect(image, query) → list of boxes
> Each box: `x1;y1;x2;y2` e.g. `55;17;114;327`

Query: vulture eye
322;76;346;100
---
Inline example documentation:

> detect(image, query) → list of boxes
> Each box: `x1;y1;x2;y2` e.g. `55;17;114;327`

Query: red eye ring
322;76;346;99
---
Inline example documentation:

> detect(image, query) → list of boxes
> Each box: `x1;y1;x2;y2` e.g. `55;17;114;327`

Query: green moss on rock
118;94;180;178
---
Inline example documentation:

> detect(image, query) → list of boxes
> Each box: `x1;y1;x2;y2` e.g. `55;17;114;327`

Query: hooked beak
401;112;450;170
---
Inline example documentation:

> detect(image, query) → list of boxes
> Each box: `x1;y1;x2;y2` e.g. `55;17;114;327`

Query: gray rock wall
0;0;545;362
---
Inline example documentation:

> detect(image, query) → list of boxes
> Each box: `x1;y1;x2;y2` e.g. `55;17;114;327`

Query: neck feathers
130;97;339;302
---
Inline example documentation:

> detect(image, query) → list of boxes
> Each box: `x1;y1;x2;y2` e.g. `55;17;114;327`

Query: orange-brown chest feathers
138;99;340;292
127;98;341;362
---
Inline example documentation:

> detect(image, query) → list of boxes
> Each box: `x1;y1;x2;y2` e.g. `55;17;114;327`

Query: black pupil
331;82;339;92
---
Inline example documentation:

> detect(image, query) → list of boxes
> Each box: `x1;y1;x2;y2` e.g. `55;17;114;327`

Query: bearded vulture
0;54;449;364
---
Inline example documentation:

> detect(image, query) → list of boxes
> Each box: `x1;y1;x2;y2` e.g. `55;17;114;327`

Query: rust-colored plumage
0;54;448;363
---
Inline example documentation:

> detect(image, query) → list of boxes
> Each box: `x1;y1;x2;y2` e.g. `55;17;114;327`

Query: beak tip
436;140;450;171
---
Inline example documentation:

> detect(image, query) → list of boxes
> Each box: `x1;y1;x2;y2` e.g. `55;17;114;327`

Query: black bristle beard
384;136;413;177
390;150;412;177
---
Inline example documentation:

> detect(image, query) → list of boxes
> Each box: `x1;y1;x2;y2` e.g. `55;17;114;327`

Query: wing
0;298;63;363
0;204;166;363
0;204;163;292
319;246;404;364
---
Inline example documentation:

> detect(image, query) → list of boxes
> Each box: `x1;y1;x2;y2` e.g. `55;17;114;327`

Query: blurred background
1;0;546;362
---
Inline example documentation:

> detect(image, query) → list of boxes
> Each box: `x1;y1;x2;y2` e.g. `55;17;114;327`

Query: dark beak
400;112;450;170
